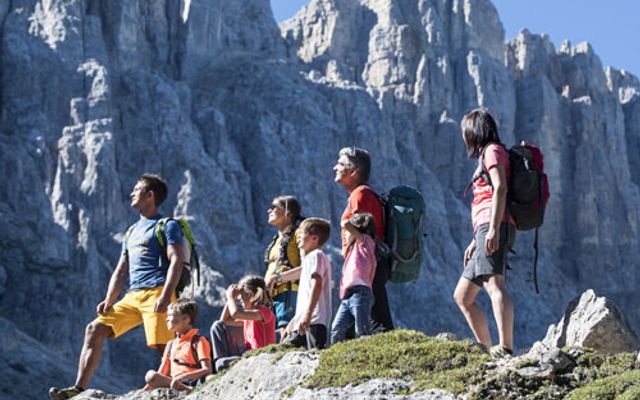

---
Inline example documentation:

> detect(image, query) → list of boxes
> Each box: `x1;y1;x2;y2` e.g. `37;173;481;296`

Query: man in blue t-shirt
50;174;185;400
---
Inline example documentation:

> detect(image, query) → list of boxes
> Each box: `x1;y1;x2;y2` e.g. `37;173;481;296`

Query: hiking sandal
489;345;514;359
48;385;84;400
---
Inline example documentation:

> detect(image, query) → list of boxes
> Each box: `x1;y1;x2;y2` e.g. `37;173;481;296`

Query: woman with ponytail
209;275;276;372
263;195;304;340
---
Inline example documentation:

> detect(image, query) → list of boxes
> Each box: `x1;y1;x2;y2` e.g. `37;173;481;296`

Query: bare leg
144;370;192;391
453;277;491;349
75;322;114;389
278;327;287;343
484;275;514;350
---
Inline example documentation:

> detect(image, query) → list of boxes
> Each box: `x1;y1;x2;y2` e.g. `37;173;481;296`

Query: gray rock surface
0;317;128;400
75;351;456;400
290;380;456;400
542;289;640;353
519;341;575;379
1;0;639;397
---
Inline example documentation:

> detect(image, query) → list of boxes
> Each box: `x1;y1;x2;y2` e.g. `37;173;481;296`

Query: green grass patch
243;341;300;362
566;369;640;400
300;329;491;394
570;349;638;383
278;384;298;399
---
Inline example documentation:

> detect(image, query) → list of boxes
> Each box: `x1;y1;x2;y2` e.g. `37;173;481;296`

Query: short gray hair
338;147;371;182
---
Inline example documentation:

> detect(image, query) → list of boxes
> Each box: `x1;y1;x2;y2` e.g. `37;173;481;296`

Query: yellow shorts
94;286;175;348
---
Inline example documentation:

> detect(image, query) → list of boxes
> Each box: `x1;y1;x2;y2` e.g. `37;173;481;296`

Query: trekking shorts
94;286;175;348
272;291;297;329
462;223;515;287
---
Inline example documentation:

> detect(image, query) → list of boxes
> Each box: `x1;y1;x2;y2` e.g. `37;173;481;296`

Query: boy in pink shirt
331;213;377;344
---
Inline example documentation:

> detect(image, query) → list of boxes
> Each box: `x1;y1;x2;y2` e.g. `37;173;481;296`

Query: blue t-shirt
121;215;184;291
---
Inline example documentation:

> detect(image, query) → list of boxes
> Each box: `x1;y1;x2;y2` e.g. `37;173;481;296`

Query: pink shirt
339;234;377;299
471;144;513;231
243;306;276;350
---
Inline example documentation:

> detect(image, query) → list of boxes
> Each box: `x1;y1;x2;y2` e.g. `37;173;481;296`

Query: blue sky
270;0;640;77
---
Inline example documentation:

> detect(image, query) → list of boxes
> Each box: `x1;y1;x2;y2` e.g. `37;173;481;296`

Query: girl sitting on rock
209;275;276;372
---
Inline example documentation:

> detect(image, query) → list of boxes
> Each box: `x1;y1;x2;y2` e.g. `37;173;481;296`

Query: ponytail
239;275;273;308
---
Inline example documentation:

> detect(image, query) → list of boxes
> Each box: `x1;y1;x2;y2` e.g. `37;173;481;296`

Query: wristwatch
275;273;283;284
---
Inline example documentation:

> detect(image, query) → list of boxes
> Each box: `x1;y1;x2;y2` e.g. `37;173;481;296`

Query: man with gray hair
333;147;394;333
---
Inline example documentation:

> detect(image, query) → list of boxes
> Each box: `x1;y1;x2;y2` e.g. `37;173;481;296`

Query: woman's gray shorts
462;223;515;287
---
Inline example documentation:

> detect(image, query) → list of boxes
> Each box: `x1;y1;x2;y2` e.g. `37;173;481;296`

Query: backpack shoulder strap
264;234;278;269
278;225;297;268
166;339;174;362
360;185;381;201
465;143;505;197
190;334;201;367
154;217;174;249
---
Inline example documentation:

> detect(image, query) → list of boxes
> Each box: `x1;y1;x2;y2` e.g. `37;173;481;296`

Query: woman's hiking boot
48;385;84;400
489;345;514;359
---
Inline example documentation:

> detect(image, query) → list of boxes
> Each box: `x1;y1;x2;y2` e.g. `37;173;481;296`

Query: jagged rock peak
606;66;640;103
542;289;640;354
281;0;507;86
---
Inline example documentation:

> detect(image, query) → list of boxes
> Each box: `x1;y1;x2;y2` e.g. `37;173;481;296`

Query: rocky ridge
73;290;640;399
0;0;639;398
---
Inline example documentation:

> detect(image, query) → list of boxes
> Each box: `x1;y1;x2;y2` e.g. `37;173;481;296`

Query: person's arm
172;359;212;384
220;303;244;327
341;220;364;243
298;273;322;335
226;285;265;321
486;164;507;255
159;346;171;377
463;239;476;267
273;266;302;285
154;242;184;313
282;319;295;340
97;255;129;315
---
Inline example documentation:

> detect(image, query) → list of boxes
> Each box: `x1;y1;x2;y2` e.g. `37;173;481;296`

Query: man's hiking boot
489;345;514;359
49;385;84;400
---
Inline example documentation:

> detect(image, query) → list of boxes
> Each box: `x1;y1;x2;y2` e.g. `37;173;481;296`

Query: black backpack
466;141;549;292
507;142;549;231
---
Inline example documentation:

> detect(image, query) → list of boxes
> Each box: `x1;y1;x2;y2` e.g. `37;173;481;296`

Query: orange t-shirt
161;328;211;377
340;186;384;252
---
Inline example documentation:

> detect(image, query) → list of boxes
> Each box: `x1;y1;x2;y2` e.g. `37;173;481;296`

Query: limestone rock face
1;0;640;397
542;289;640;353
0;318;128;400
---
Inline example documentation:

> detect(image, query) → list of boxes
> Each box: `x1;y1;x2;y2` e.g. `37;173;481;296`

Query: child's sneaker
489;345;513;359
48;385;84;399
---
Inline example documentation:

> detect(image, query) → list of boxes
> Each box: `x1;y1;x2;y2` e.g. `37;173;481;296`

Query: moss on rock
300;329;491;394
243;342;299;362
565;369;640;399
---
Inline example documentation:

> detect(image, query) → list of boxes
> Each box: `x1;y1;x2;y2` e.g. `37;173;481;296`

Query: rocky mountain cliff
1;0;639;398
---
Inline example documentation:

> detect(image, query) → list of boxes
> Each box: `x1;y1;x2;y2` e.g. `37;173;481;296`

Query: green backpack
378;186;426;283
156;218;200;297
125;217;200;297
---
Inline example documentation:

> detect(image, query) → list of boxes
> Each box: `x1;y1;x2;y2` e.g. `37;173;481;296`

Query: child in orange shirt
144;299;212;391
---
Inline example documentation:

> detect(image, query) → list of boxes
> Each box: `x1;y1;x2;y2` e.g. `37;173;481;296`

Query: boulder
541;289;640;353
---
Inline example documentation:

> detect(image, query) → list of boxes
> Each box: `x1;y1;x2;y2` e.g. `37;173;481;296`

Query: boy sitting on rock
280;218;333;349
144;299;212;391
